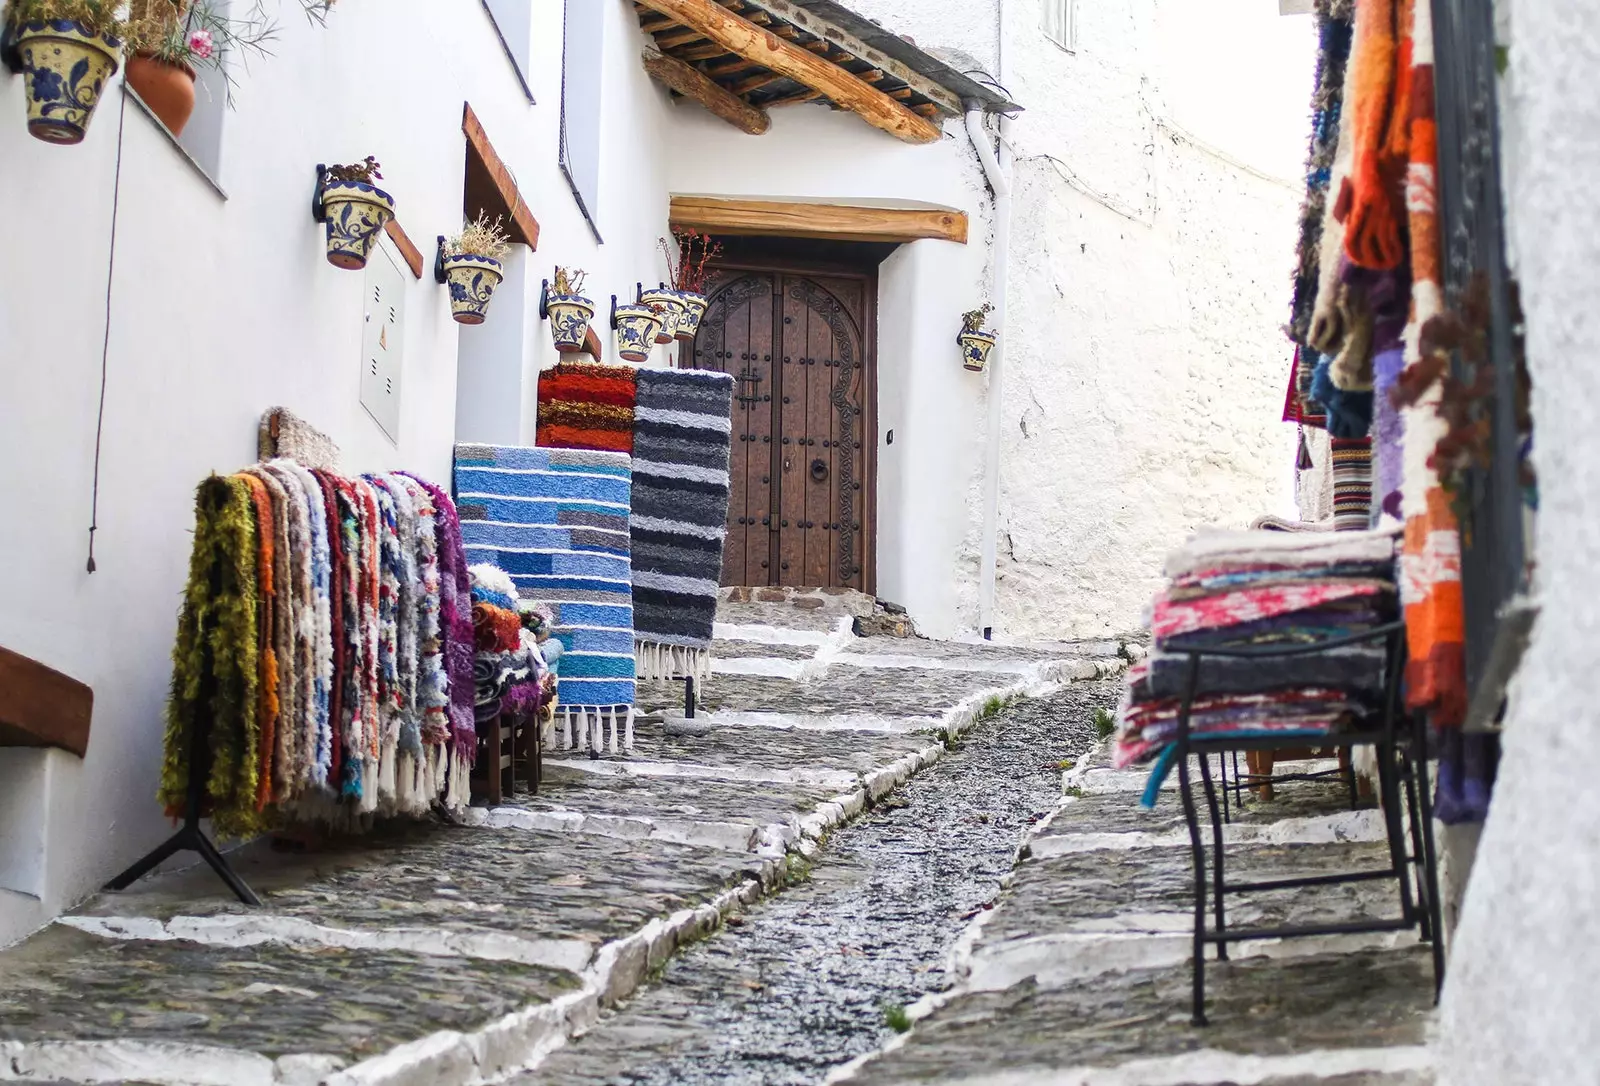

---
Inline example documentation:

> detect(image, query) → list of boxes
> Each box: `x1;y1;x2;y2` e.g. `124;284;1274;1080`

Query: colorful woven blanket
535;361;638;455
631;368;735;681
454;443;637;752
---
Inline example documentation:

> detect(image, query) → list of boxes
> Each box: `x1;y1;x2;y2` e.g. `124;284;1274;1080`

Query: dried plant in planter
659;229;723;294
5;0;128;33
552;266;588;297
325;155;382;186
961;303;994;333
446;212;511;262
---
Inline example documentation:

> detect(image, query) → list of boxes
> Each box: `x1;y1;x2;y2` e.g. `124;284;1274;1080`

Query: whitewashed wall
1436;1;1600;1081
0;0;673;948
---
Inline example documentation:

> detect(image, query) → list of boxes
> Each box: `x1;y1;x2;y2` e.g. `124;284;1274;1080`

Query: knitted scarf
236;473;281;813
1395;0;1466;726
400;475;449;748
1340;0;1408;270
158;476;262;840
403;473;476;761
259;461;315;801
312;469;346;788
1290;0;1356;344
279;460;333;792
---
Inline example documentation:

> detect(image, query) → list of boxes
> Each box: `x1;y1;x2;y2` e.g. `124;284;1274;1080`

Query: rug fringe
635;640;712;683
554;704;636;754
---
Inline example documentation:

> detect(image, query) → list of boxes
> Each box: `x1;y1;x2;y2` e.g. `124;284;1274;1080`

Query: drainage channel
516;679;1120;1086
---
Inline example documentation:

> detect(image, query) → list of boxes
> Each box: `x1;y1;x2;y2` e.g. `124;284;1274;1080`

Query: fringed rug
454;443;637;753
630;368;734;682
535;361;637;455
258;407;340;470
1331;436;1373;531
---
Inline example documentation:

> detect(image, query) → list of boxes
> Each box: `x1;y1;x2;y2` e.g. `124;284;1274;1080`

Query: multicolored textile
1331;436;1374;529
1290;0;1356;345
631;368;735;681
535;361;638;454
455;443;637;752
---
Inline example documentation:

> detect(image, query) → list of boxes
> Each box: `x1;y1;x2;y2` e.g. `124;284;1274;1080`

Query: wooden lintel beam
718;0;964;115
671;196;969;244
644;50;771;135
634;0;942;144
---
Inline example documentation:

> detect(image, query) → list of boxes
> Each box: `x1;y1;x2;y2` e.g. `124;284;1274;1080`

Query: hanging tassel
624;707;635;753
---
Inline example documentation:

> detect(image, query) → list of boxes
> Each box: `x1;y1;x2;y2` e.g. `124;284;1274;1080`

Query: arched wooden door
688;264;874;591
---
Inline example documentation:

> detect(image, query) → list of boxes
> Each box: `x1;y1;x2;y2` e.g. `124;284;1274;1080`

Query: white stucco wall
1436;2;1600;1082
0;0;673;947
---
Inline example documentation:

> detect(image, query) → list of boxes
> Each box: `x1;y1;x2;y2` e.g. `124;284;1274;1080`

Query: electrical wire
87;83;129;574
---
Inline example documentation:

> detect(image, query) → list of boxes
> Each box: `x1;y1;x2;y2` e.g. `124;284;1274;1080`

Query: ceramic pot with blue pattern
14;20;123;145
547;293;595;352
959;329;996;373
614;303;664;364
320;180;395;270
639;287;684;345
674;291;709;342
443;253;504;325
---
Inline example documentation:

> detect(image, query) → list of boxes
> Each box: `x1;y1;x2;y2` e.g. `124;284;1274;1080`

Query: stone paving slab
843;637;1119;665
622;719;937;777
0;923;580;1065
706;639;818;661
503;767;839;837
1051;776;1364;839
843;947;1435;1085
654;670;1028;718
714;600;847;633
73;823;755;969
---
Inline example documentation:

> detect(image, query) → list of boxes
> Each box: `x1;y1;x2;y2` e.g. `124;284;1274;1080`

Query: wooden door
689;264;874;591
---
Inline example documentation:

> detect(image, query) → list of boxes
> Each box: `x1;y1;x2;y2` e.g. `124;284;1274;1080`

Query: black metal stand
1171;622;1443;1025
104;710;261;906
684;675;697;719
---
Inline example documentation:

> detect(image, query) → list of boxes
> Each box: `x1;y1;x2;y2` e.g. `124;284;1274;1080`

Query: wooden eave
633;0;970;143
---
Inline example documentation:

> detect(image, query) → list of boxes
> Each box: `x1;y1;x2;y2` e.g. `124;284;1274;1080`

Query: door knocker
810;458;828;482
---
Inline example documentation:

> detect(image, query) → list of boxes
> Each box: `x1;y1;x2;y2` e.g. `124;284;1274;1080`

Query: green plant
4;0;129;36
1091;707;1117;740
553;266;588;296
326;155;382;186
883;1003;912;1033
961;303;993;334
446;212;512;262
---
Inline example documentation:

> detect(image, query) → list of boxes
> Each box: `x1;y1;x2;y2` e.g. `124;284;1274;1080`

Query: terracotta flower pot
959;329;997;373
126;52;196;136
442;253;504;325
674;291;709;342
614;303;664;364
639;287;684;345
547;293;596;352
320;180;395;271
13;20;123;145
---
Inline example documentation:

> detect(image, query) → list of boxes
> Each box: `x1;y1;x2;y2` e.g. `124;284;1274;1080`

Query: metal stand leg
684;676;696;719
1219;752;1232;824
1199;752;1228;960
1374;737;1417;925
1401;746;1431;941
1412;714;1447;999
1179;748;1209;1027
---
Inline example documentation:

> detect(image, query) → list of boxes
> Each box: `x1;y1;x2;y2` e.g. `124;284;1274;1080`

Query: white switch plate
360;241;406;444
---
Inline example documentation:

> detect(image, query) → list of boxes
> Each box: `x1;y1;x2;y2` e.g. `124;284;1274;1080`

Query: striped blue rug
454;443;636;752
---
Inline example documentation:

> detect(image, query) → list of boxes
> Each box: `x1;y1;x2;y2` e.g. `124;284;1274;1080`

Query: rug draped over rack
454;444;637;753
630;368;735;682
535;360;638;454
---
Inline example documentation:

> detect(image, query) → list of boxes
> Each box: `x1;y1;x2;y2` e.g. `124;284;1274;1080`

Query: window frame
1042;0;1077;53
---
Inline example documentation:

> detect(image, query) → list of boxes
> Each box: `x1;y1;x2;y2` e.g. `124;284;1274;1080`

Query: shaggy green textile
158;475;264;839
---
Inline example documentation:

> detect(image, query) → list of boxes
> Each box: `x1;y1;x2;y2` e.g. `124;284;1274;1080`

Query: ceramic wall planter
320;180;395;270
639;287;684;345
959;329;997;373
14;20;123;145
614;303;664;363
674;291;709;342
547;293;596;352
442;253;504;325
125;53;195;136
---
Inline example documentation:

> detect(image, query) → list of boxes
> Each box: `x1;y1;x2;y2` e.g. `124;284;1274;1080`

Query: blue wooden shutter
561;0;605;239
482;0;535;97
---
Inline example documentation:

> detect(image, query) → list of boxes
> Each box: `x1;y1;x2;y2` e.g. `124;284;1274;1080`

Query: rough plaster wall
0;0;672;948
1437;2;1600;1082
972;0;1303;639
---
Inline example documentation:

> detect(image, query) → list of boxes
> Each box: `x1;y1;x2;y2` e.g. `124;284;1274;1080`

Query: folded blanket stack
467;564;554;728
455;443;637;754
1114;527;1400;804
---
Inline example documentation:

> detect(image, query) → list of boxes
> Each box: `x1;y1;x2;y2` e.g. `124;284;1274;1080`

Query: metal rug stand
1170;621;1444;1025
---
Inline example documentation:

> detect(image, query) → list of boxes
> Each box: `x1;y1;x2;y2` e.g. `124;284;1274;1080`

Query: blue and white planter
639;287;685;345
547;293;596;352
442;253;504;325
959;329;997;373
614;303;664;363
13;20;122;145
674;290;709;342
320;180;395;271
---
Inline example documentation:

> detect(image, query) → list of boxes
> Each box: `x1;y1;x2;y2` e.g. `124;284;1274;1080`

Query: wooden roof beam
644;48;771;135
655;26;707;48
671;196;969;244
634;0;942;144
